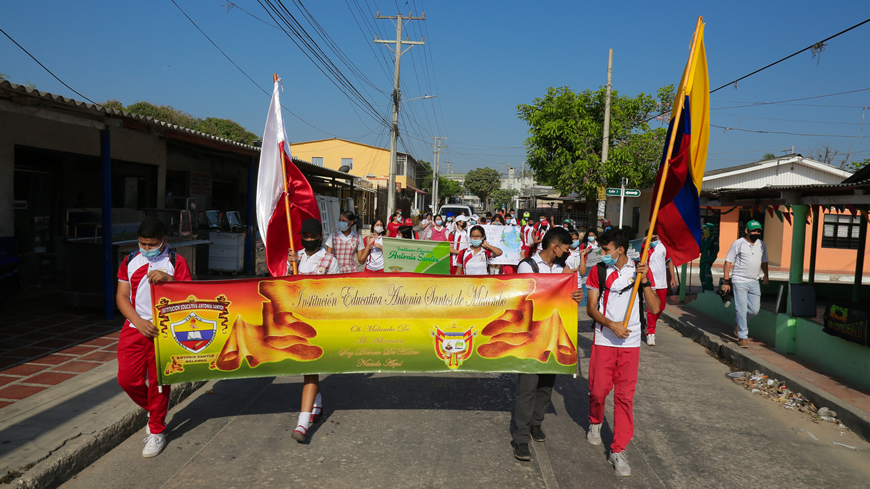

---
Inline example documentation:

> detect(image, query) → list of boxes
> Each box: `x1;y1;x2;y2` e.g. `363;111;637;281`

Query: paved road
63;311;870;488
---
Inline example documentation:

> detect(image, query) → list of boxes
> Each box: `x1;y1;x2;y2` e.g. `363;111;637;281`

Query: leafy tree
517;85;675;201
490;188;518;209
0;72;8;81
763;153;776;160
438;178;463;204
848;158;870;173
119;101;259;144
100;99;124;110
464;167;501;209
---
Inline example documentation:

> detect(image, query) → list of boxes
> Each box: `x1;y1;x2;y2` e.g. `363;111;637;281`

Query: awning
404;185;428;195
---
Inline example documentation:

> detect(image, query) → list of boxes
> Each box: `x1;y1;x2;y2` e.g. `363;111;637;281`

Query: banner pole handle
621;16;703;329
151;282;164;388
275;73;298;276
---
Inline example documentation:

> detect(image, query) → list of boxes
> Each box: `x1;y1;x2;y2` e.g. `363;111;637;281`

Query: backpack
519;256;539;273
594;262;646;331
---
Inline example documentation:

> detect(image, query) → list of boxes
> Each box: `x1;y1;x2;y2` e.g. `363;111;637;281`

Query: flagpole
275;73;299;276
620;16;703;330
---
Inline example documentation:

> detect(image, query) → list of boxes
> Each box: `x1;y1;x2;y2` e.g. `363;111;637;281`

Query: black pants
512;373;556;444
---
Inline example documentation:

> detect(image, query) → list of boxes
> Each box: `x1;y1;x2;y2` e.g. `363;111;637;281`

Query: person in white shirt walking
721;220;769;348
642;230;677;346
585;229;659;477
511;227;584;462
286;218;339;442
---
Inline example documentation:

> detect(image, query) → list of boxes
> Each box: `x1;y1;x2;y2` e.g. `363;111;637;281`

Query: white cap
455;215;469;222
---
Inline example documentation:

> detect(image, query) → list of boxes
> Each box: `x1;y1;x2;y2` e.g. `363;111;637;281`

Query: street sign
605;188;641;197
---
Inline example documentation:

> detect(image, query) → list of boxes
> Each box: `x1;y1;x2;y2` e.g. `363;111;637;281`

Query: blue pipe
101;130;114;320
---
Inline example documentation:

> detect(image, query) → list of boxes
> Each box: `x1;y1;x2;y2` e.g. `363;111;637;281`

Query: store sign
823;303;868;346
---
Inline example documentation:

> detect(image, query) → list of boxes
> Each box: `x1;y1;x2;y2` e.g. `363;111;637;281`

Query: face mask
470;220;478;226
140;239;165;260
435;220;443;226
748;233;761;242
302;239;321;252
539;218;545;222
571;240;580;249
470;239;483;247
588;236;596;243
601;249;620;266
374;226;384;234
338;221;350;232
447;217;454;222
650;240;658;249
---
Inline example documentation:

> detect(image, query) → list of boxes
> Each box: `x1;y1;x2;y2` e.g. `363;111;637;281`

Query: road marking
531;442;560;489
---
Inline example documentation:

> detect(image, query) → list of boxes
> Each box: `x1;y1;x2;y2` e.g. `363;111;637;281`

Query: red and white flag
256;77;320;277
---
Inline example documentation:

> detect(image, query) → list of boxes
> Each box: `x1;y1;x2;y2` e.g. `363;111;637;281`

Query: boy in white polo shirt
584;229;659;477
116;218;192;458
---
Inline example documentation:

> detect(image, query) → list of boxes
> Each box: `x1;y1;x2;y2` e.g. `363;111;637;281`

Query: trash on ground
807;431;819;441
726;370;848;430
833;442;857;450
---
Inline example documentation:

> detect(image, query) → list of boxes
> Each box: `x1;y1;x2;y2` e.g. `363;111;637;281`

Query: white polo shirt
358;236;384;271
451;229;469;266
725;237;768;283
648;241;669;290
517;251;564;274
117;245;192;325
586;259;652;348
459;247;491;275
292;247;340;275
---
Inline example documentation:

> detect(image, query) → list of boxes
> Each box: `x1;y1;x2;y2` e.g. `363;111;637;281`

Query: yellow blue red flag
651;17;710;267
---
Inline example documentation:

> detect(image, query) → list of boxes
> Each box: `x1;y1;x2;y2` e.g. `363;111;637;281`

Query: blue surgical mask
470;239;483;247
338;221;350;232
571;240;580;249
140;240;164;260
650;240;658;249
447;217;453;222
588;236;595;242
601;250;619;266
435;220;443;226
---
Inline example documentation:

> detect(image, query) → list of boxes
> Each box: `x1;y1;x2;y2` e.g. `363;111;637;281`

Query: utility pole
431;136;446;214
598;49;613;224
375;11;425;218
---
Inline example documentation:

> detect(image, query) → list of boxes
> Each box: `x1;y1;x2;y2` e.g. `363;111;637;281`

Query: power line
711;87;870;110
710;18;870;94
713;112;862;125
711;124;866;138
0;28;96;104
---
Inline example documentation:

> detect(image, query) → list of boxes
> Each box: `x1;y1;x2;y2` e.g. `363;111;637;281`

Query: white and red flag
256;76;320;277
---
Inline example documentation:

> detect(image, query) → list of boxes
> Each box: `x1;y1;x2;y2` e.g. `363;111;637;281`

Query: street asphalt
61;310;870;489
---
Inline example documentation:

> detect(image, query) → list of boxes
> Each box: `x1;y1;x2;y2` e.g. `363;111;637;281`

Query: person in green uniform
699;223;719;291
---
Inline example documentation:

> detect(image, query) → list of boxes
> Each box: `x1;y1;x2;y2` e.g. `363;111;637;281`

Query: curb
659;310;870;443
11;381;206;489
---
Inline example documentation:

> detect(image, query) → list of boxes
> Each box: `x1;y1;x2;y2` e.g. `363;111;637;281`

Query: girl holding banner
457;225;504;275
358;218;385;273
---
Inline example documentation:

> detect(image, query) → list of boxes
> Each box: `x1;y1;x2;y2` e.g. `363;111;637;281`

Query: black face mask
302;239;321;252
748;233;761;242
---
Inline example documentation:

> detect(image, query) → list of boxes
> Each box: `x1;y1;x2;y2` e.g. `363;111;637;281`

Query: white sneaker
586;423;602;445
609;450;631;477
646;334;656;346
142;433;166;458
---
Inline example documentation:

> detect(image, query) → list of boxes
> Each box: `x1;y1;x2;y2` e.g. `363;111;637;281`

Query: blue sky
3;1;870;175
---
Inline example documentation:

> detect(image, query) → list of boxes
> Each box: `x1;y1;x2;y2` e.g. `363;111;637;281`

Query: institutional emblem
170;312;217;354
432;325;476;369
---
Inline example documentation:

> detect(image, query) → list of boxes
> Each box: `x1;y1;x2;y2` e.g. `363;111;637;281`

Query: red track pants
117;324;170;434
645;288;667;334
588;343;639;453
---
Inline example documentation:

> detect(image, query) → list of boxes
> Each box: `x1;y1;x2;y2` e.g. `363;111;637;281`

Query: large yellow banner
152;272;579;385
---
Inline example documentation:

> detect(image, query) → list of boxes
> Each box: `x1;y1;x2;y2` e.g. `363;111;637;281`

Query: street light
387;95;436;218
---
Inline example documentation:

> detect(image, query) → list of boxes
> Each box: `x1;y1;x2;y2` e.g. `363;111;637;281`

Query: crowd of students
116;209;672;478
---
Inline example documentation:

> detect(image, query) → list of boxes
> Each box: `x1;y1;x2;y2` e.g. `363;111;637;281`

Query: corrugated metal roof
0;80;356;181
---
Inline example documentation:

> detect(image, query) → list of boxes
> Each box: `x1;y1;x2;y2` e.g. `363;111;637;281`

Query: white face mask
374;226;384;234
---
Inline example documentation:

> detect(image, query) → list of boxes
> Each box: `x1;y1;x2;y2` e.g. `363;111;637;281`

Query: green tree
763;153;776;160
438;178;463;204
0;72;8;81
464;167;502;209
848;158;870;172
490;188;518;209
517;85;675;200
121;101;259;144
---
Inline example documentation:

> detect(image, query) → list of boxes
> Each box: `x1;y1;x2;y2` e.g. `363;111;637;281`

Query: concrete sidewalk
660;297;870;442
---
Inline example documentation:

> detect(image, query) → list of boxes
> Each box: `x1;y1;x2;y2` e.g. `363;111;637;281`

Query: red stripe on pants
645;288;667;334
588;344;639;453
117;324;170;434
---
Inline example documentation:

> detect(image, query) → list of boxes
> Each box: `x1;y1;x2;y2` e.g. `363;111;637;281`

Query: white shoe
586;423;602;446
609;450;631;477
646;334;656;346
142;433;166;458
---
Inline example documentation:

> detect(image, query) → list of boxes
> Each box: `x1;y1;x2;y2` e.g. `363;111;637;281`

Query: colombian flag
651;17;709;267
